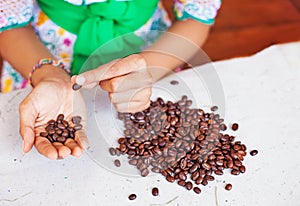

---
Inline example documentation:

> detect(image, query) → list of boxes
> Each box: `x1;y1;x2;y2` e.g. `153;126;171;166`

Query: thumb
19;97;36;153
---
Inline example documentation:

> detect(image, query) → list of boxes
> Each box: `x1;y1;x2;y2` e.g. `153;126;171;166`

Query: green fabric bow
37;0;159;74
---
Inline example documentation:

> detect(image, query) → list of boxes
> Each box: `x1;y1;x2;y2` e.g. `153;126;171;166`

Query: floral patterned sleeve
0;0;33;33
173;0;222;25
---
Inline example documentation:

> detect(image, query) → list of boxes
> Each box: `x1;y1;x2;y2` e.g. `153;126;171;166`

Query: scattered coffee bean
152;187;159;196
193;187;201;194
225;184;232;191
114;159;121;167
40;114;82;144
185;181;193;190
72;83;82;91
231;123;239;131
128;194;137;200
170;80;179;85
109;147;116;156
211;106;218;112
250;150;258;156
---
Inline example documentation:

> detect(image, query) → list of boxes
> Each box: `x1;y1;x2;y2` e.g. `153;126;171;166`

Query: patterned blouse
0;0;221;92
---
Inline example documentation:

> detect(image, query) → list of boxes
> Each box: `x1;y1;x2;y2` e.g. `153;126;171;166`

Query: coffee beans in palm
40;114;83;144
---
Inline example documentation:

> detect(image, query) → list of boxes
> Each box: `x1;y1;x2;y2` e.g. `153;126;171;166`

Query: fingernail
76;76;86;85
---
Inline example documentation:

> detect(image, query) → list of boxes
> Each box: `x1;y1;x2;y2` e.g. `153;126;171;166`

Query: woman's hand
73;54;152;113
19;75;88;160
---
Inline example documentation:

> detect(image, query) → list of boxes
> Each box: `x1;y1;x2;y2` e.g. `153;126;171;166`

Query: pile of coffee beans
40;114;83;144
109;96;257;197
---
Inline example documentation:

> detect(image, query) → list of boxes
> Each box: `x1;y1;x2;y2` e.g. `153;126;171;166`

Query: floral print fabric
0;0;221;93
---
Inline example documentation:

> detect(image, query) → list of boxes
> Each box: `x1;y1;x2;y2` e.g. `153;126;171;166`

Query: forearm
0;25;70;86
141;19;210;81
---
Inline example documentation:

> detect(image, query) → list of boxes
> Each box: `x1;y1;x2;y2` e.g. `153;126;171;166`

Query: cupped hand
19;77;88;160
72;54;152;113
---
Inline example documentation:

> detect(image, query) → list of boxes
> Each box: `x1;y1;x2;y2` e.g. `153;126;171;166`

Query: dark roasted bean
57;114;64;122
128;194;137;200
231;123;239;131
141;168;149;177
72;83;82;91
74;124;83;131
40;132;48;137
225;184;232;191
185;181;193;190
109;147;116;156
193;187;201;194
211;106;218;112
114;159;121;167
250;150;258;156
152;187;159;196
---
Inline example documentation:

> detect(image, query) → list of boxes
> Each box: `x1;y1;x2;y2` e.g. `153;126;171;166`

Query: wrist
31;64;71;87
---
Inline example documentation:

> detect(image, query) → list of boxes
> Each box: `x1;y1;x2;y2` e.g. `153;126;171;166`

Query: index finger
75;54;146;86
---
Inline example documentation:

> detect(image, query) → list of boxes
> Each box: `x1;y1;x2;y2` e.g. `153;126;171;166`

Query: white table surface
0;42;300;206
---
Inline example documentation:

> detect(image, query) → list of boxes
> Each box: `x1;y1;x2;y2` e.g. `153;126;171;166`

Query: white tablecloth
0;42;300;206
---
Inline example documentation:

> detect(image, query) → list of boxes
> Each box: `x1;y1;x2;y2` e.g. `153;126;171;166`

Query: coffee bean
152;187;159;196
170;80;179;85
57;114;64;122
141;168;149;177
185;181;193;190
193;187;201;194
72;83;82;91
231;169;240;175
166;175;175;183
128;194;137;200
250;150;258;156
114;159;121;167
179;171;187;181
72;116;82;124
74;124;83;131
178;180;186;186
225;184;232;191
239;165;246;173
108;148;115;156
211;106;218;112
56;136;66;143
231;123;239;131
40;132;48;137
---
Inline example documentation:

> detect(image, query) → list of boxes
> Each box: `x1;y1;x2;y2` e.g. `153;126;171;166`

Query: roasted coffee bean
57;114;64;122
56;136;66;143
185;181;193;190
72;116;82;124
72;83;82;91
170;80;179;85
128;194;137;200
178;180;186;186
225;184;232;191
40;132;48;137
240;165;246;173
250;150;258;156
74;124;83;131
166;175;175;183
231;123;239;131
211;106;218;112
179;171;187;181
114;159;121;167
193;187;201;194
152;187;159;196
231;169;240;175
109;147;116;156
141;168;149;177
